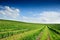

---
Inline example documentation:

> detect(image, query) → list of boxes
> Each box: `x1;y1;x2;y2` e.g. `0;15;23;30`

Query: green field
0;19;60;40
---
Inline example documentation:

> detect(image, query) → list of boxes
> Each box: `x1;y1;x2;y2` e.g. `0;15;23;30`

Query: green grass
0;19;60;40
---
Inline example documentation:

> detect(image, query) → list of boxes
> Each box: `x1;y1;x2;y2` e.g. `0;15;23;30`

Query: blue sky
0;0;60;23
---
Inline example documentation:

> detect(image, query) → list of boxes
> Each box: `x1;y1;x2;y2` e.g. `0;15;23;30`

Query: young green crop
0;20;60;40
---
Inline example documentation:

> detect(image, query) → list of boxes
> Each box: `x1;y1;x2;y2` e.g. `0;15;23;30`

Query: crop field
0;19;60;40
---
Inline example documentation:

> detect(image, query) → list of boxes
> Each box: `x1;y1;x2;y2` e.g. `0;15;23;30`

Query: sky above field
0;0;60;23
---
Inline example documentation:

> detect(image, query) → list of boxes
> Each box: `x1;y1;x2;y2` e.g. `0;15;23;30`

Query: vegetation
0;19;60;40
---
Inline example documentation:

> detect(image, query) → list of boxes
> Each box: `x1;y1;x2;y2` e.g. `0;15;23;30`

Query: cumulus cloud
21;11;60;23
0;6;20;19
38;11;60;23
0;6;60;23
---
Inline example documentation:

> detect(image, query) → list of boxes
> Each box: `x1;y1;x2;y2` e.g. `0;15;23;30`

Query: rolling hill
0;19;60;40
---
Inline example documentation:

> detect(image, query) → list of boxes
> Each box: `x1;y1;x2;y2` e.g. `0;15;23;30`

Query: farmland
0;19;60;40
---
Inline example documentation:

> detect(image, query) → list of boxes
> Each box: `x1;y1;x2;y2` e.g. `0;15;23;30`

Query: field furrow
0;20;60;40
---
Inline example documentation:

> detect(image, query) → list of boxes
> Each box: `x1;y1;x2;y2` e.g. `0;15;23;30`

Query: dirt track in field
36;31;43;40
36;26;51;40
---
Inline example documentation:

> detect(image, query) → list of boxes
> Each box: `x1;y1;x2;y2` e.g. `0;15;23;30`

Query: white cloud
0;6;20;19
0;6;60;23
38;11;60;23
20;11;60;23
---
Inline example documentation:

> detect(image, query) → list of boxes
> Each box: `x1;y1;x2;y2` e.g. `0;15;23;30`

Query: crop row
0;29;29;39
0;26;44;40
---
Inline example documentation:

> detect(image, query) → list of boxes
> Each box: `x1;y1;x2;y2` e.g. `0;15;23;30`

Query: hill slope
0;20;60;40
